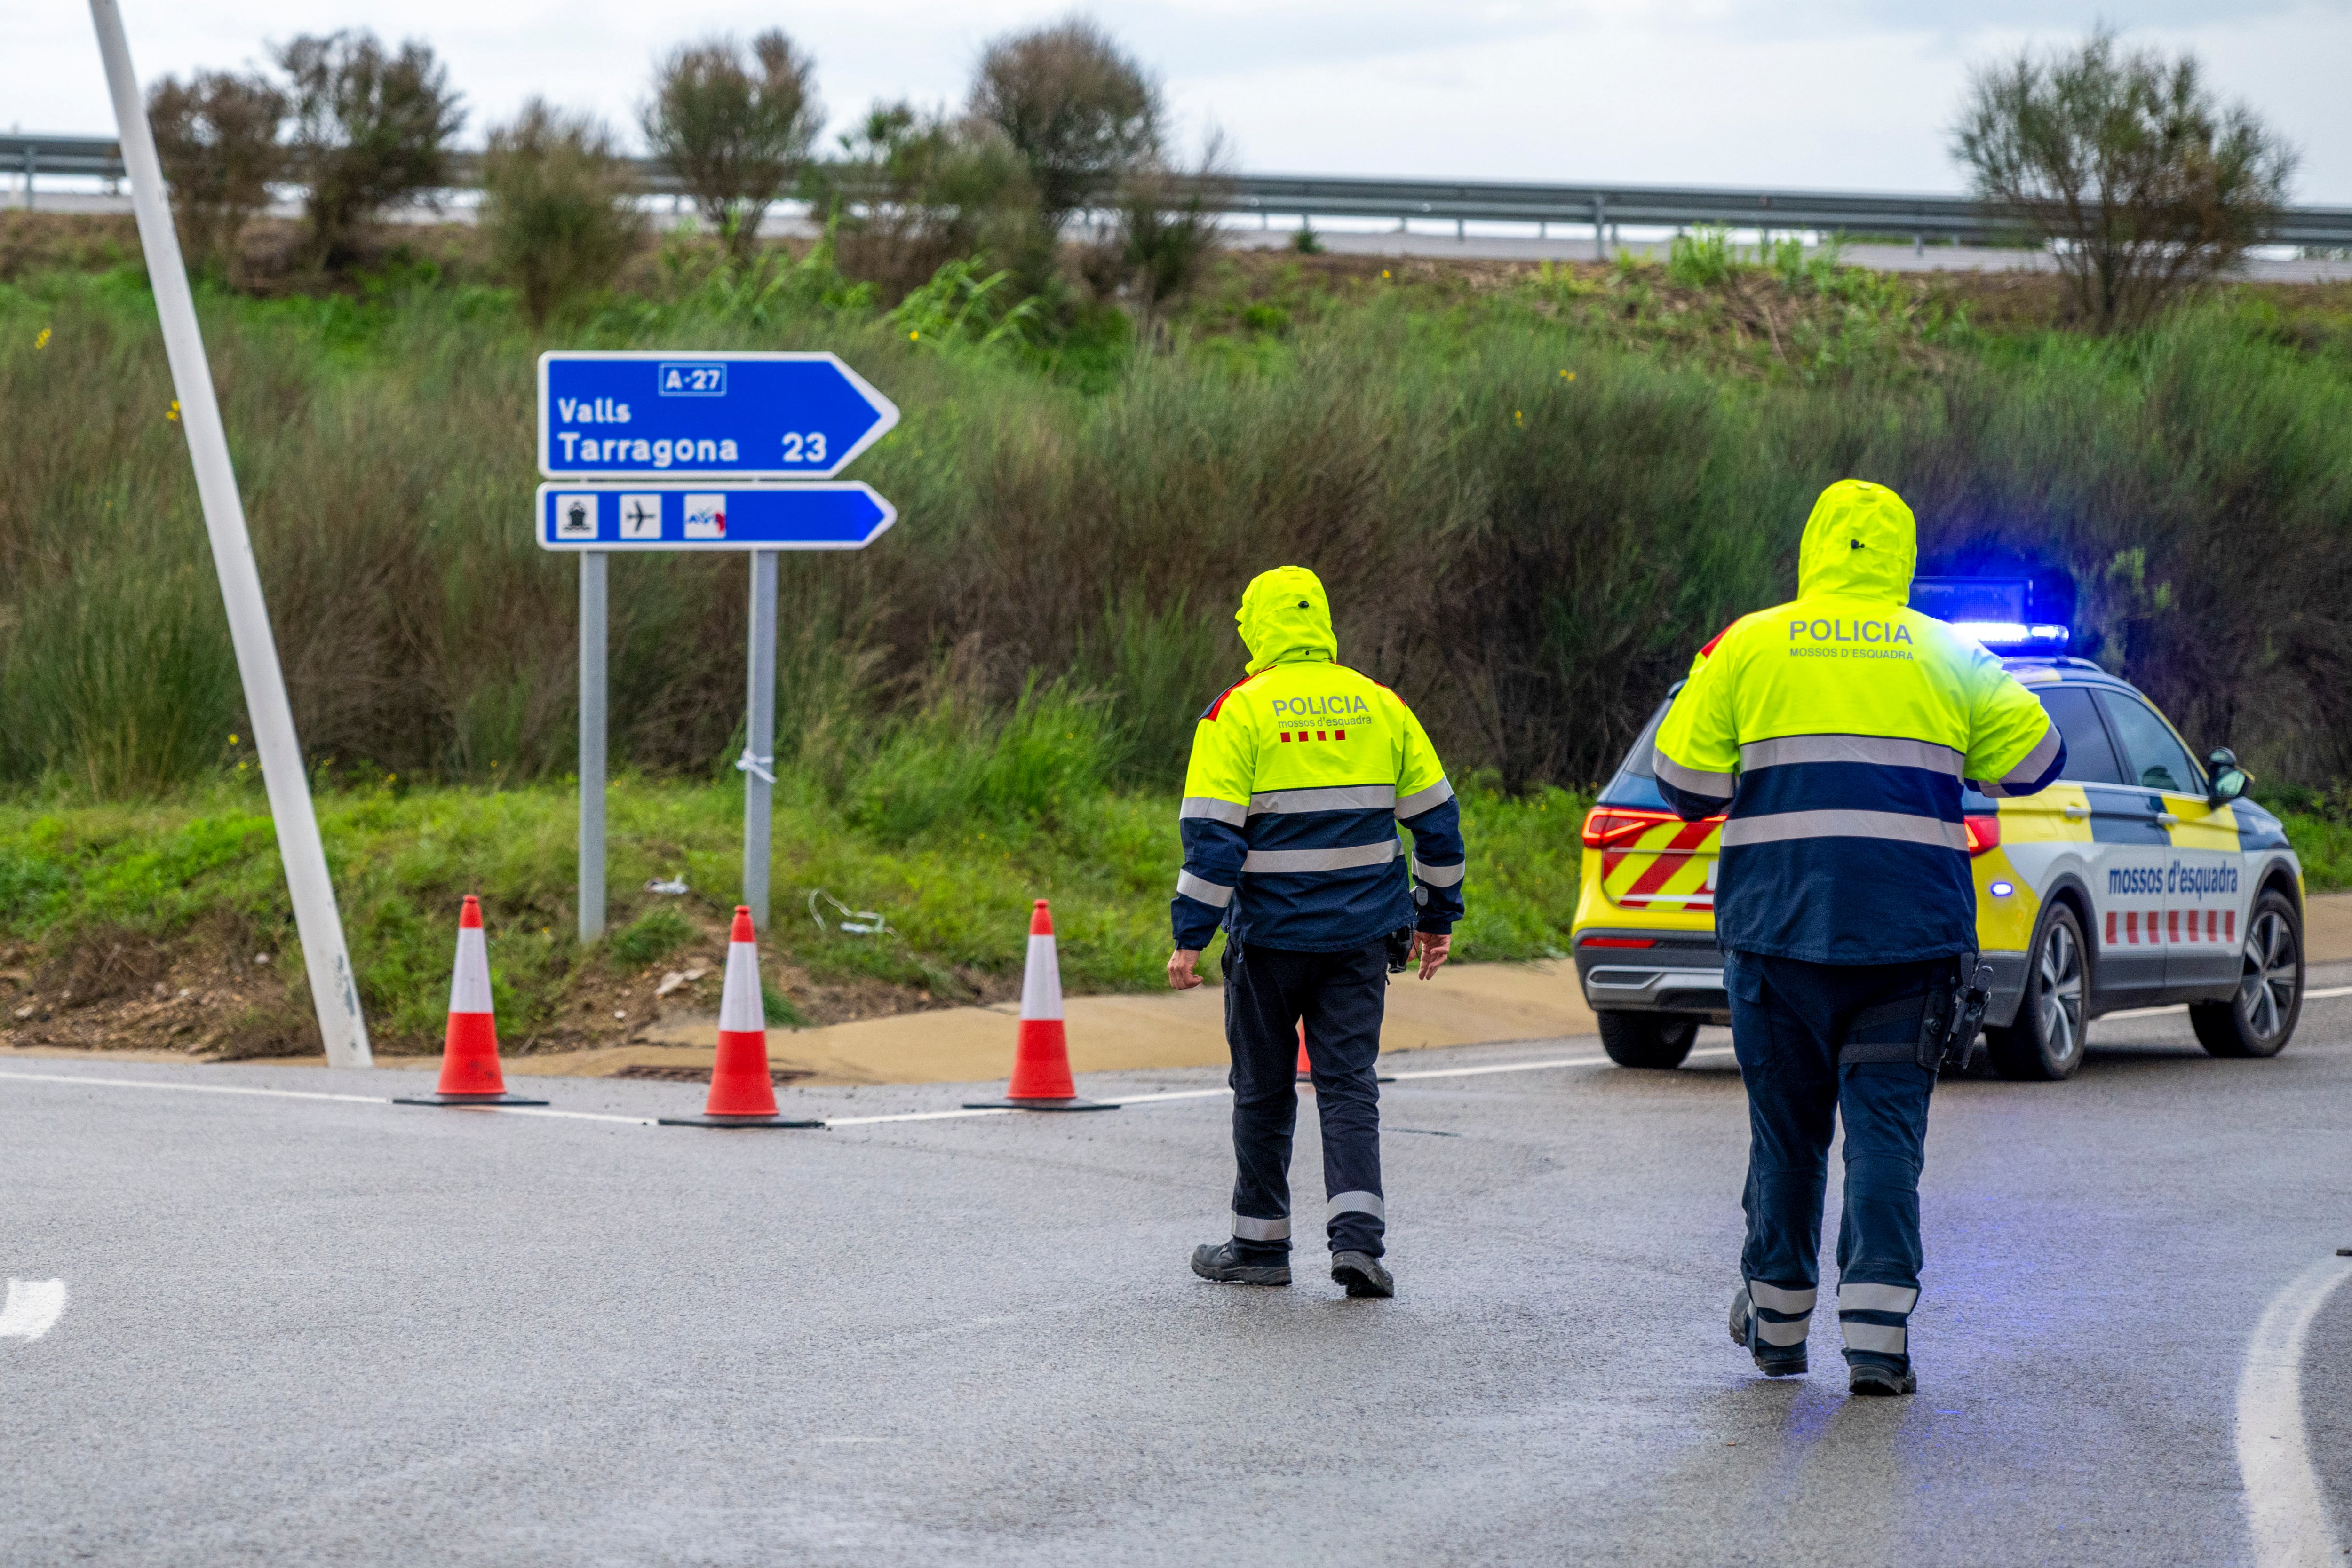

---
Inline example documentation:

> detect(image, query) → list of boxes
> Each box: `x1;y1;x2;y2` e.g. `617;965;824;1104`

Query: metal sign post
89;0;373;1067
578;554;608;942
536;355;898;938
743;553;779;930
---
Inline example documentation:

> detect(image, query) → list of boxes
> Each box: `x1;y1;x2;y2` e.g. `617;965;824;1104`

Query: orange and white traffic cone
394;895;548;1108
1296;1023;1313;1084
964;900;1116;1112
660;906;823;1128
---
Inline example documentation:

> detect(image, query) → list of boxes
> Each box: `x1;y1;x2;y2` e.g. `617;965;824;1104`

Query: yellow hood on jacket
1796;480;1917;606
1236;566;1338;674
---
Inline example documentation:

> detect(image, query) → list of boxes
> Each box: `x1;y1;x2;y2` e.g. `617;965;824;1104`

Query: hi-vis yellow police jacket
1652;481;2066;964
1172;567;1466;954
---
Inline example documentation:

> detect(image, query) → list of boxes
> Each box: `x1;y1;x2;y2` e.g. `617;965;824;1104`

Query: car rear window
1597;703;1671;809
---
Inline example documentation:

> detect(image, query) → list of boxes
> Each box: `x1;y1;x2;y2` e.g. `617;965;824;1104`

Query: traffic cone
394;895;548;1108
964;900;1117;1112
1297;1023;1313;1083
660;907;824;1129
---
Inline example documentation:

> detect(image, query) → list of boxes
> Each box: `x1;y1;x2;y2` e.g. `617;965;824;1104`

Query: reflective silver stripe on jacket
1653;748;1735;800
1241;841;1399;875
1748;1280;1817;1315
1842;1322;1907;1355
1248;784;1396;817
1179;795;1247;825
1327;1191;1385;1222
1411;856;1466;887
1396;777;1455;819
1739;734;1963;776
1720;810;1970;852
1973;722;2064;798
1838;1283;1919;1315
1231;1212;1290;1242
1754;1315;1810;1347
1176;871;1235;908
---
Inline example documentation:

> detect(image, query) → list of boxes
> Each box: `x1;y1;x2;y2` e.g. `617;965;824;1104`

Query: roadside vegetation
0;22;2346;1054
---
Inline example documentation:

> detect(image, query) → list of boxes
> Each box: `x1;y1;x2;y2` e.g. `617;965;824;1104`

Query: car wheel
1598;1012;1698;1069
1985;903;2088;1081
2191;891;2302;1059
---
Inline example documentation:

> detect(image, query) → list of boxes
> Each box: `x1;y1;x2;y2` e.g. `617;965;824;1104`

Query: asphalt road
3;977;2348;1566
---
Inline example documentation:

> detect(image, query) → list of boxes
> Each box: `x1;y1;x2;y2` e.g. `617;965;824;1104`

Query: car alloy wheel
2034;917;2085;1071
2236;909;2298;1046
2032;921;2089;1067
2191;890;2303;1059
1986;903;2089;1081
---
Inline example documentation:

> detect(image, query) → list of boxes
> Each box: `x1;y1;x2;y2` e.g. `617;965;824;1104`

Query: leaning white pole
89;0;373;1068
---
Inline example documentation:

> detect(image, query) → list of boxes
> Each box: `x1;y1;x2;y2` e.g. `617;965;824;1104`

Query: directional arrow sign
536;483;897;552
538;351;898;481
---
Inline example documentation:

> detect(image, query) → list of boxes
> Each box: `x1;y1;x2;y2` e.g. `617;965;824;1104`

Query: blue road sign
537;351;898;480
535;483;897;552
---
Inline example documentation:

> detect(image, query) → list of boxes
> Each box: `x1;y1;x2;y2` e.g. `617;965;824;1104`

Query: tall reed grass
2;263;2348;802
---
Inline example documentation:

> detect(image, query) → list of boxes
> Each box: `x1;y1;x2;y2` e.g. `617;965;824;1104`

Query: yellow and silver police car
1570;654;2308;1079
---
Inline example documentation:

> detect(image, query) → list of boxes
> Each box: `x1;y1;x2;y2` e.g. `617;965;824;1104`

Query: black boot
1331;1251;1394;1298
1191;1241;1290;1286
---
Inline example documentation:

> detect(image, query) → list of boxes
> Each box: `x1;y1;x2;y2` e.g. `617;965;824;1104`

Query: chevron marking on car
1609;820;1720;907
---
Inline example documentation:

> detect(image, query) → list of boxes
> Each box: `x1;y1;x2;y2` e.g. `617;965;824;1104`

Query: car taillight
1964;814;2000;855
1580;936;1657;949
1580;806;1677;849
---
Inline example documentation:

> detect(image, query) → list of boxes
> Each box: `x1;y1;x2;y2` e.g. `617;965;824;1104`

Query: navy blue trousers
1223;939;1387;1261
1726;950;1939;1370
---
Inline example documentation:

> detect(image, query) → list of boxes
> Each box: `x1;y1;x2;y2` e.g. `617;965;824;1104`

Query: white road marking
0;1070;381;1104
0;1279;67;1341
2237;1253;2351;1568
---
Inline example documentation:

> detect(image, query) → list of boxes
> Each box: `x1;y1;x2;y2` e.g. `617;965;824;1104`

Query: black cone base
961;1096;1119;1112
1295;1075;1398;1085
393;1092;550;1107
657;1114;827;1129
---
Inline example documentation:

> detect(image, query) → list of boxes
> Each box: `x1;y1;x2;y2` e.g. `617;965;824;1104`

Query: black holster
1835;957;1989;1071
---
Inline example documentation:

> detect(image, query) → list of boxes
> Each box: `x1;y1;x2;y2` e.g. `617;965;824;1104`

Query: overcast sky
11;1;2350;201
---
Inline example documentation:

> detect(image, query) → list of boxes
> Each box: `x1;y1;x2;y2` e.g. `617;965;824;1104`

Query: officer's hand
1167;949;1204;990
1414;932;1451;980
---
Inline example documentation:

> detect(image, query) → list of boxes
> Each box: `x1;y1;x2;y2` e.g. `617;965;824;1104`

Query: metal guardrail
11;132;2351;248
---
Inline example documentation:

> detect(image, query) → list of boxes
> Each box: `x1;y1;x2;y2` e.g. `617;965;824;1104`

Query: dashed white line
2238;1253;2351;1568
0;1279;67;1341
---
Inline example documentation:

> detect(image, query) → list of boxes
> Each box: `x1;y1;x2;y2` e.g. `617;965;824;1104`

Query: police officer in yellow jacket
1653;481;2065;1396
1168;567;1465;1299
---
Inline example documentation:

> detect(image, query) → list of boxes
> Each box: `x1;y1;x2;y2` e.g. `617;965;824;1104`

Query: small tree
274;31;464;270
827;102;1040;296
1952;29;2297;330
481;100;644;328
970;18;1161;246
641;30;822;264
146;69;286;287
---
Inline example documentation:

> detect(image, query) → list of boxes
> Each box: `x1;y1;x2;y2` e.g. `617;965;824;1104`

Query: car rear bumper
1575;931;2030;1034
1573;931;1730;1023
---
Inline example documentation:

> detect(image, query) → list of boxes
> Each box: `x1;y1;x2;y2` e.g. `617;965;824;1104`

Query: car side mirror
2206;748;2251;804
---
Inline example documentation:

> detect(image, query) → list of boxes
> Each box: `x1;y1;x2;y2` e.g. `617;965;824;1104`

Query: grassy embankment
2;224;2349;1053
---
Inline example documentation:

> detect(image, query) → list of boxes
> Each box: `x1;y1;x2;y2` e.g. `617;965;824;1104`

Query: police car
1571;632;2308;1080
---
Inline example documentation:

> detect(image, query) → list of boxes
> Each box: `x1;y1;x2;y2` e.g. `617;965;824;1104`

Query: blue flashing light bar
1910;577;2069;654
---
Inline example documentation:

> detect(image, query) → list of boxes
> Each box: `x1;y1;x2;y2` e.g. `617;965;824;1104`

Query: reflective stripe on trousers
1748;1279;1815;1346
1839;1280;1918;1358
